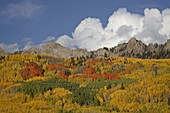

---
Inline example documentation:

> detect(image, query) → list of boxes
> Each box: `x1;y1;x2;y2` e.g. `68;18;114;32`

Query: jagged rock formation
41;42;72;58
93;48;114;58
22;38;170;59
0;47;8;56
112;38;147;58
22;42;112;58
72;48;90;58
111;38;170;59
22;48;40;54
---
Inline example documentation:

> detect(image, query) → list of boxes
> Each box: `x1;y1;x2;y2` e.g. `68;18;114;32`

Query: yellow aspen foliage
110;90;128;111
23;100;50;110
103;85;107;91
2;83;21;93
44;88;72;99
26;76;47;82
62;101;80;111
55;99;63;110
0;93;31;104
79;81;88;87
0;102;24;113
0;82;13;91
75;106;110;113
96;94;104;105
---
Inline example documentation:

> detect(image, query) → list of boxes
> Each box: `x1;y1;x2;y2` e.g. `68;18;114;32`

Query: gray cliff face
164;39;170;50
93;48;114;58
21;38;170;59
0;47;8;56
111;38;170;59
40;42;72;58
126;38;146;54
72;48;90;58
22;48;40;54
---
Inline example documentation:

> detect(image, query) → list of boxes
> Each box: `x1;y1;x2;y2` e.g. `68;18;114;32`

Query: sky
0;0;170;52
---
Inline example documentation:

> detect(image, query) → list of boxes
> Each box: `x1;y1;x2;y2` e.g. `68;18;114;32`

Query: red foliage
46;64;66;71
58;72;68;79
70;72;119;81
84;67;96;75
19;62;43;80
19;67;43;80
112;72;120;80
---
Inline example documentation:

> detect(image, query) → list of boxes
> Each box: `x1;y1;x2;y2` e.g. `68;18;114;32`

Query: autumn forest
0;54;170;113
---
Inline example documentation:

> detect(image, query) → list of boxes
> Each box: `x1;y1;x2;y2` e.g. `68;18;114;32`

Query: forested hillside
0;54;170;112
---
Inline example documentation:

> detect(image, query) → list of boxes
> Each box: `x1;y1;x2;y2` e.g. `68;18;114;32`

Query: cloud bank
56;8;170;51
0;36;58;53
0;43;19;53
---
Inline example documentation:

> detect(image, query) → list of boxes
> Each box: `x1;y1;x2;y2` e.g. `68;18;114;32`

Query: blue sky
0;0;170;52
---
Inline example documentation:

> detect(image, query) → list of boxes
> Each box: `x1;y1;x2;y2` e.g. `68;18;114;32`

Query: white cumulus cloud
56;8;170;51
56;35;74;48
0;0;44;20
72;17;105;50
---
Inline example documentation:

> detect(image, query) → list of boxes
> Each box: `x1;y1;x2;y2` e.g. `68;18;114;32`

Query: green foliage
18;81;55;98
87;78;136;89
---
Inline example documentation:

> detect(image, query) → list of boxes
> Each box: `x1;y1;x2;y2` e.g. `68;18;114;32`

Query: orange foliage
58;72;68;79
112;72;120;80
19;67;43;80
71;71;119;81
84;67;96;75
46;64;66;71
19;62;43;80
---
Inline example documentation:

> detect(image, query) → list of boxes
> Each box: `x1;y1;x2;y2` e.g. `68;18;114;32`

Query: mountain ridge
2;38;170;59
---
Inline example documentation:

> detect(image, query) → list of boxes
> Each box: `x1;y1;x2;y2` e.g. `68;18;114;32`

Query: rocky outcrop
40;42;72;58
22;48;40;54
111;38;170;59
72;48;90;58
164;39;170;50
22;42;114;58
22;38;170;59
0;47;8;56
93;48;114;58
22;43;90;58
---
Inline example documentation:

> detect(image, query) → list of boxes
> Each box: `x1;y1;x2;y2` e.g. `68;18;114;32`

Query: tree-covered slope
0;54;169;112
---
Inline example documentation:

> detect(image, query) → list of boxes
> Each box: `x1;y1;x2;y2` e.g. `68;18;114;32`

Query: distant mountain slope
22;38;170;59
0;47;8;56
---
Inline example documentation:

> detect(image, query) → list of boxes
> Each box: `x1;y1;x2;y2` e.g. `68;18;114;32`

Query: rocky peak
22;48;40;54
126;38;146;53
40;42;72;58
0;47;8;56
128;37;137;44
164;39;170;50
